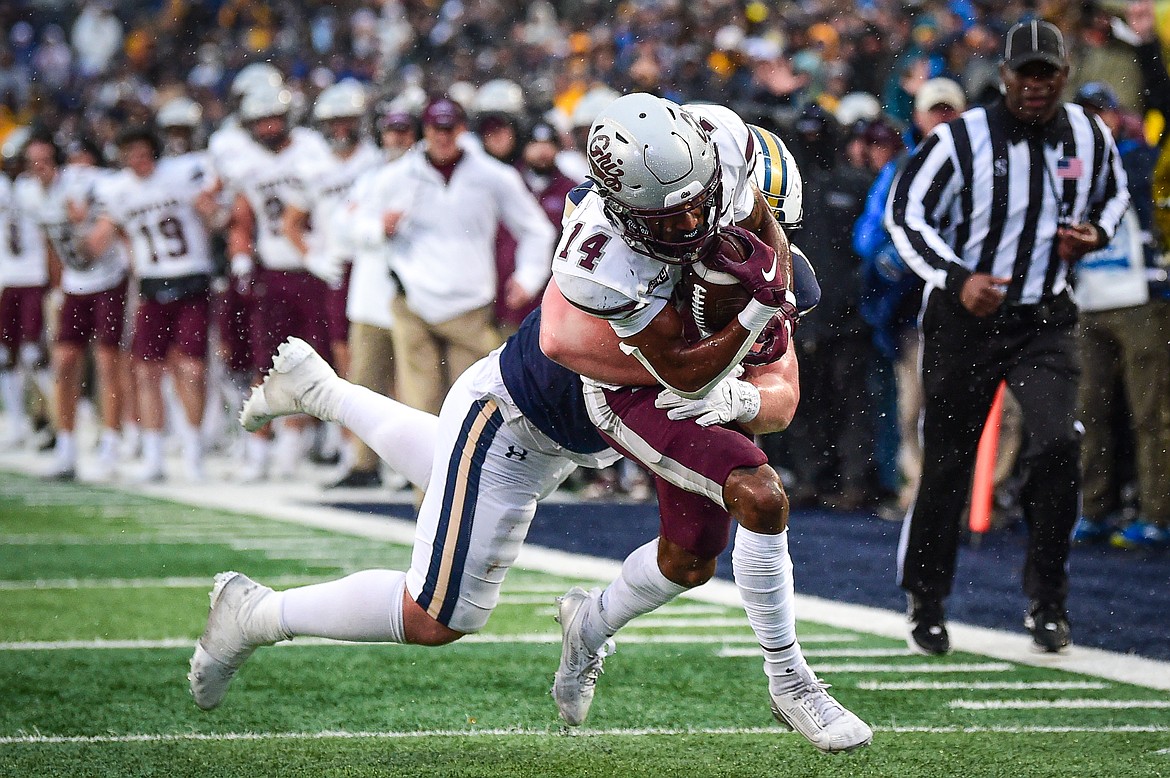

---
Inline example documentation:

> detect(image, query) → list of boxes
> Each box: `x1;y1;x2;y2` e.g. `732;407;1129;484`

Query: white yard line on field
858;680;1111;691
719;647;914;658
951;699;1170;710
1;724;1167;746
625;617;749;629
808;662;1015;673
0;575;328;591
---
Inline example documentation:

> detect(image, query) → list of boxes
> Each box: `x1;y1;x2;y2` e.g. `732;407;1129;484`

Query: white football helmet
230;62;283;100
587;93;722;265
748;124;803;228
312;80;368;121
571;85;621;130
834;92;881;128
447;81;477;113
240;82;293;122
473;79;525;117
1;125;32;163
157;96;203;129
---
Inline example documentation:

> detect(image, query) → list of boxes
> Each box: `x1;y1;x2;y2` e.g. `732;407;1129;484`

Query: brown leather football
679;235;753;335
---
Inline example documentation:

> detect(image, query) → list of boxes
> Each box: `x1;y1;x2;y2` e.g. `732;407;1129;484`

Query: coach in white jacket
353;97;555;415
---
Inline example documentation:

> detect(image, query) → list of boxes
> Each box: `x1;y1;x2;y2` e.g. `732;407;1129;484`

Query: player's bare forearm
227;195;256;258
740;346;799;434
282;206;310;257
539;279;656;386
83;216;117;260
619;303;761;396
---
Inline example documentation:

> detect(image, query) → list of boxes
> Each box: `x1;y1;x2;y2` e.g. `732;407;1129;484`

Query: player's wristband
230;253;254;276
738;298;781;332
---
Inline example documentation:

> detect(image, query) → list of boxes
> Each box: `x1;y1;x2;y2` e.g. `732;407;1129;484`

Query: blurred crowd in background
1;0;1169;548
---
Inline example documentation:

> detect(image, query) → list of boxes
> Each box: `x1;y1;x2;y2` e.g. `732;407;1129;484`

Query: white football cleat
188;571;289;711
240;337;342;432
770;664;873;753
552;586;615;726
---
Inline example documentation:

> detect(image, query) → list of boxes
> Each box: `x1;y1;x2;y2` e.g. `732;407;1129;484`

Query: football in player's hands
680;252;753;335
702;226;789;308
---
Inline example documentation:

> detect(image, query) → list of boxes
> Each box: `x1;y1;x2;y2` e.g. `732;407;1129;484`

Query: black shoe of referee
1025;601;1071;653
907;594;951;655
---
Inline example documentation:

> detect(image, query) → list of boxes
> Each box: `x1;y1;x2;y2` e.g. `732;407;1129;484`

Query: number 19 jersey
93;157;214;280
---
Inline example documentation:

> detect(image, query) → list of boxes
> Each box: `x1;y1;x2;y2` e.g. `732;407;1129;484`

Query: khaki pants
390;300;502;416
1077;300;1170;524
347;321;397;472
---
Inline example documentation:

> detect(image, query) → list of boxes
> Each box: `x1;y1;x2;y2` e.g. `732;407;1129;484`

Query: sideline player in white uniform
188;98;870;753
157;94;240;457
0;163;50;448
224;81;331;481
18;134;130;480
283;79;381;377
87;126;218;482
282;80;381;479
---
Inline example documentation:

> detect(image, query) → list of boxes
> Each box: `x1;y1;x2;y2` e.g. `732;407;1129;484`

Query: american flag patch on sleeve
1056;157;1083;178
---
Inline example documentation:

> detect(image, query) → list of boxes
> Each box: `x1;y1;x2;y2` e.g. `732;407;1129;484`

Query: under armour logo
994;159;1008;177
505;446;528;461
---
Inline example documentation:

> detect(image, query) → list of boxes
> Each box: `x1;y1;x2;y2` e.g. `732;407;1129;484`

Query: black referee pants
898;290;1082;606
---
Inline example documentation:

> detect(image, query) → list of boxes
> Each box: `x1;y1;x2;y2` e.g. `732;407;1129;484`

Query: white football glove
655;369;761;427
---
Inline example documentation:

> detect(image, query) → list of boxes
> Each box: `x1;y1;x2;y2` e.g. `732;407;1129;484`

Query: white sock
335;383;439;490
320;421;343;457
732;527;806;694
31;368;53;401
279;569;407;642
245;433;270;466
271;421;306;475
141;429;165;469
581;539;687;654
98;428;120;460
0;370;27;429
54;430;77;464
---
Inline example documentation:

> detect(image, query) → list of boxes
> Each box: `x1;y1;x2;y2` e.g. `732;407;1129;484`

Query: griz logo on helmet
588;134;624;192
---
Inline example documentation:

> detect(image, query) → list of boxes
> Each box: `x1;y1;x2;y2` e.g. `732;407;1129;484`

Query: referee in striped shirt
886;19;1129;655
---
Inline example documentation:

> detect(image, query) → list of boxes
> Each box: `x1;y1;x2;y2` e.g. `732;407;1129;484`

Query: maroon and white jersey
206;118;256;187
16;165;128;294
93;157;214;280
225;128;330;270
0;173;49;288
285;139;380;263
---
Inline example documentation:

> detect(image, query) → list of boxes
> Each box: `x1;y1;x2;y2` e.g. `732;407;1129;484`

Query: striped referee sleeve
1085;115;1129;239
884;129;969;294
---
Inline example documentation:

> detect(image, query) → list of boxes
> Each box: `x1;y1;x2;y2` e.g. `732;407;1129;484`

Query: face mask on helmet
163;129;193;156
250;116;289;151
324;118;360;151
608;174;722;265
588;94;723;265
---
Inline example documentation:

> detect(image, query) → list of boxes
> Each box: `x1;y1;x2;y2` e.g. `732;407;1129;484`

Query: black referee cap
1004;20;1067;70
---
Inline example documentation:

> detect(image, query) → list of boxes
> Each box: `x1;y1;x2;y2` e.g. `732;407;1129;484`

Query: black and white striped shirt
885;100;1129;305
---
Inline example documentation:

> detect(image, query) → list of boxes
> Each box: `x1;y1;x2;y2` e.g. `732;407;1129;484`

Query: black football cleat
907;594;951;655
1025;601;1071;653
